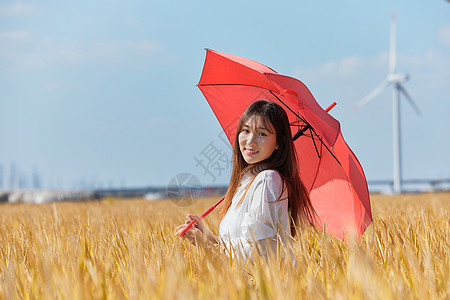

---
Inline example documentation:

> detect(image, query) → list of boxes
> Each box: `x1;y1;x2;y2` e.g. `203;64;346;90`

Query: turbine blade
354;80;390;110
389;13;397;75
398;85;421;116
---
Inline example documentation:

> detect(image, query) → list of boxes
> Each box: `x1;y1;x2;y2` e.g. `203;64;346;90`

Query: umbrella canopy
198;49;372;240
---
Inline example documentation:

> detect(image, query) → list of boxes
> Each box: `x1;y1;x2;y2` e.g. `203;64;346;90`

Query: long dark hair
219;100;315;237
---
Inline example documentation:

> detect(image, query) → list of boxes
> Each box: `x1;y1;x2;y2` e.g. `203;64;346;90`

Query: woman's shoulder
250;169;286;204
254;169;283;188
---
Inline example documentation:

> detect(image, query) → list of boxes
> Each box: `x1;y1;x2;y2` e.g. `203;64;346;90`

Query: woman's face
238;116;278;165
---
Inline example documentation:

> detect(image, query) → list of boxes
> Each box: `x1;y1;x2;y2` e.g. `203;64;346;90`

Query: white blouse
219;170;294;261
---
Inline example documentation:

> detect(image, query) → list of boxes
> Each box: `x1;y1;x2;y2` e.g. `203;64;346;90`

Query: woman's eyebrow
243;124;268;130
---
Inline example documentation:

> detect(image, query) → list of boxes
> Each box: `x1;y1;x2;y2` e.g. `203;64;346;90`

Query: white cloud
438;24;450;48
0;2;40;17
134;40;162;53
146;118;170;128
42;80;68;91
293;53;388;82
0;30;32;41
0;31;165;71
292;50;450;95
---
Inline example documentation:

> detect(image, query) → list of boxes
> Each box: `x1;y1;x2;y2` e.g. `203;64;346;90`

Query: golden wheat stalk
0;193;448;299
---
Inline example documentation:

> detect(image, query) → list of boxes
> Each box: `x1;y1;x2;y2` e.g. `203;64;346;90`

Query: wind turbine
354;14;421;194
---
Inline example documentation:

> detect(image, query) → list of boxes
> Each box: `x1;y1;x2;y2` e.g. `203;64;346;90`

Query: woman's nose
246;133;257;145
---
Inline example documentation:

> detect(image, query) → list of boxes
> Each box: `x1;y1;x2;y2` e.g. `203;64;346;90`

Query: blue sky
1;0;449;190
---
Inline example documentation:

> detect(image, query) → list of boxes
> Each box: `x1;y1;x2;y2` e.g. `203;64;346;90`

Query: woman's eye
258;132;267;136
242;129;249;133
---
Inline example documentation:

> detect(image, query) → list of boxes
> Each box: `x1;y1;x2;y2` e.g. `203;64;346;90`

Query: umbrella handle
292;102;337;141
326;102;337;112
177;196;225;237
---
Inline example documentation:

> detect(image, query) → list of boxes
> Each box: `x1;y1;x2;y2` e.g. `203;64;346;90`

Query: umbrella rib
310;127;342;166
310;128;321;159
199;83;309;123
269;91;308;124
199;84;308;123
270;91;342;166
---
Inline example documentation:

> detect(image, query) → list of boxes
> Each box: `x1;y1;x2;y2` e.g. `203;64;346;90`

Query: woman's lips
244;148;259;155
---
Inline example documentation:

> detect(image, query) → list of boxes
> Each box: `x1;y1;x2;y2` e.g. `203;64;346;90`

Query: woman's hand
175;214;218;246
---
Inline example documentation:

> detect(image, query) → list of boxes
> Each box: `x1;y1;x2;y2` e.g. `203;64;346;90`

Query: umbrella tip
325;102;337;112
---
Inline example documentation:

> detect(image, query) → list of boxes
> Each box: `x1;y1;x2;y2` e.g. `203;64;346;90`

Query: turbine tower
354;14;421;194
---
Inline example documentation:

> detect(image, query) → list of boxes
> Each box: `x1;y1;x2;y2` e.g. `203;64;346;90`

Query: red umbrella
184;49;372;241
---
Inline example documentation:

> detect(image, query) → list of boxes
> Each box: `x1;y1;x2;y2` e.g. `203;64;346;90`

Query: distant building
9;162;17;190
32;168;41;189
0;164;3;189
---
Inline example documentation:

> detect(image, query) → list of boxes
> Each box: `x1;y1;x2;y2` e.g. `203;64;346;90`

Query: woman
175;100;315;261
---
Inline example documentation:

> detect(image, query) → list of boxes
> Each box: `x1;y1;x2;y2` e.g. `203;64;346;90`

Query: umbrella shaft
292;124;311;141
292;102;336;141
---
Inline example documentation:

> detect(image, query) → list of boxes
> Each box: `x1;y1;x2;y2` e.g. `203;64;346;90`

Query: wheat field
0;192;448;299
